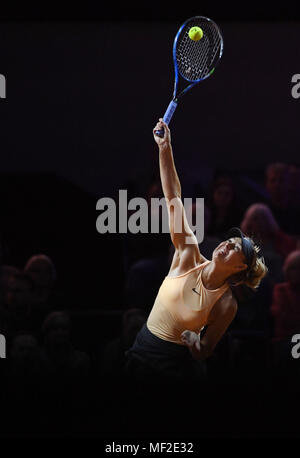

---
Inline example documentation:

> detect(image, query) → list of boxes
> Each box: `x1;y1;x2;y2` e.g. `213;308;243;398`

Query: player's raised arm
153;119;200;254
153;119;181;200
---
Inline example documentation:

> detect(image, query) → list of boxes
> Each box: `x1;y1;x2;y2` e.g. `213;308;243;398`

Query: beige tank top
147;260;229;344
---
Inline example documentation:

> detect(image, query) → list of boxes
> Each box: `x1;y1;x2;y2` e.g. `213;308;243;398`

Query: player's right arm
181;289;238;360
153;119;205;266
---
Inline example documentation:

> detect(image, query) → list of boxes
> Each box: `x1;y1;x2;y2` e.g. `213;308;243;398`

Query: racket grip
155;100;178;138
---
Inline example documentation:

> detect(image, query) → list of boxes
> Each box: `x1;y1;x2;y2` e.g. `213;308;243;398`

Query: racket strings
176;18;222;82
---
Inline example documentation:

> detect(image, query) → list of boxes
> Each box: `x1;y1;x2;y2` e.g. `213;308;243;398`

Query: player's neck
202;261;228;290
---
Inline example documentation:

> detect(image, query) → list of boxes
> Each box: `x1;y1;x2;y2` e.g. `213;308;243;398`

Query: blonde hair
228;239;268;290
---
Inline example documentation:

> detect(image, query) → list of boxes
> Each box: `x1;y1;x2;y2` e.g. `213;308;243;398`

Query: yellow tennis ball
188;26;203;41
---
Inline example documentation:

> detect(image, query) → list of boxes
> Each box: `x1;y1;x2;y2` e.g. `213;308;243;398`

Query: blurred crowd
0;160;300;431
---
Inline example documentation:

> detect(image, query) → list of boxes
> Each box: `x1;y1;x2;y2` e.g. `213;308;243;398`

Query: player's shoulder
174;242;207;266
168;250;208;277
181;243;208;264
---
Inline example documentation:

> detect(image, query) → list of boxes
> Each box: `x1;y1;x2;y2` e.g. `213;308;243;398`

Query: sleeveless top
147;260;229;345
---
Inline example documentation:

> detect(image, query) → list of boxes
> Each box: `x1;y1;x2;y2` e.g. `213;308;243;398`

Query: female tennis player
125;119;268;378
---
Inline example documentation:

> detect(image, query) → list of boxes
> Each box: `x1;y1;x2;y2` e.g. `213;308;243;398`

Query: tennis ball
188;26;203;41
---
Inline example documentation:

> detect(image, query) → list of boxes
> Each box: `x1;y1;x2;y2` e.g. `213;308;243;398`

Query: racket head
173;16;224;84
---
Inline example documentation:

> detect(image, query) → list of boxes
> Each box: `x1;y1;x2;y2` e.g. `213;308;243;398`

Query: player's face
213;237;247;272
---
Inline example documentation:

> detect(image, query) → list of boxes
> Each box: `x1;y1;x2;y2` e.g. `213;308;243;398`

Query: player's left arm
181;289;237;360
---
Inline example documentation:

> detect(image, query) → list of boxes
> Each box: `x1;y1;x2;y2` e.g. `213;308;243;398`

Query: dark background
0;2;300;441
1;17;300;301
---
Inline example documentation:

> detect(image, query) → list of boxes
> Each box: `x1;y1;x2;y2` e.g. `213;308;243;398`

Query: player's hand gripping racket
155;16;224;138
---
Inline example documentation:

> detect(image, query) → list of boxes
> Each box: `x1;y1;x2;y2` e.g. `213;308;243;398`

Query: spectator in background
41;311;90;379
0;265;20;335
206;175;243;240
9;333;42;375
6;333;46;397
264;162;297;235
2;333;47;416
40;311;91;411
100;308;147;377
241;203;298;283
24;254;56;300
24;254;57;335
2;269;34;340
271;250;300;342
288;163;300;217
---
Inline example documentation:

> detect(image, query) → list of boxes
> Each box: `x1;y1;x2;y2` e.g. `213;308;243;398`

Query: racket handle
155;100;178;138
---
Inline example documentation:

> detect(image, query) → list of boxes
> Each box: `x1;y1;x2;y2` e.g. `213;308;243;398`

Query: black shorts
125;323;205;380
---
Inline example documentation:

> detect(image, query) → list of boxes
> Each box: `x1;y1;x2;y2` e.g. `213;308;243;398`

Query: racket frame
156;16;223;137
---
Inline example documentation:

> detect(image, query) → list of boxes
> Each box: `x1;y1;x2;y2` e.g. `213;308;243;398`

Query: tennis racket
155;16;224;137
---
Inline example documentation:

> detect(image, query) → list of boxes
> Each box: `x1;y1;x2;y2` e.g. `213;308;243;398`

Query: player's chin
213;249;224;261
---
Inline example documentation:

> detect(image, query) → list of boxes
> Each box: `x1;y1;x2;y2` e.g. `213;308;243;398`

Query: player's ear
235;263;247;272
